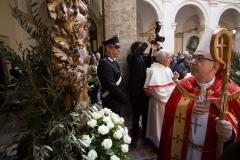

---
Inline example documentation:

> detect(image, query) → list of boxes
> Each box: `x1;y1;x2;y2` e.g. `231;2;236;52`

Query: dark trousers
130;93;149;138
90;86;99;104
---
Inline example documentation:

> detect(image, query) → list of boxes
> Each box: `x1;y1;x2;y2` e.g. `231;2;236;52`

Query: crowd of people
88;29;240;160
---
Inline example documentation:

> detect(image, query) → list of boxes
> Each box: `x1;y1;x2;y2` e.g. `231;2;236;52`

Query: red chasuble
157;75;240;160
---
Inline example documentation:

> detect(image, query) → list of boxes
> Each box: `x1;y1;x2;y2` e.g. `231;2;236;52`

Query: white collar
108;57;116;62
195;76;215;95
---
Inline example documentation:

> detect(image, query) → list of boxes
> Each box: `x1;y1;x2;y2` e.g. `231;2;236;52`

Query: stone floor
0;91;157;160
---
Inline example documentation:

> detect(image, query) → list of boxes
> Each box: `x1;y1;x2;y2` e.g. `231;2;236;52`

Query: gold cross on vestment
191;116;201;134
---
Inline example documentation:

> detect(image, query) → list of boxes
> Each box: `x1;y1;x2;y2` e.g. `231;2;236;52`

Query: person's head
130;41;142;53
96;52;100;60
89;55;97;65
156;49;172;67
183;51;189;57
184;53;191;64
177;52;181;57
102;34;121;58
190;29;220;83
11;64;16;69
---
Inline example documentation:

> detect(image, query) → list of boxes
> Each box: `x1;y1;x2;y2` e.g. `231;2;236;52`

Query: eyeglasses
190;55;215;63
109;45;121;49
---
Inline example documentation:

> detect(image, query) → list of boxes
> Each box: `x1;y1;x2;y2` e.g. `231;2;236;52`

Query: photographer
127;34;156;148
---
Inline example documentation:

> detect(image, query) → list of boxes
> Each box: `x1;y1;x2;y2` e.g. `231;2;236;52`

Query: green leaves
230;50;240;86
0;2;80;160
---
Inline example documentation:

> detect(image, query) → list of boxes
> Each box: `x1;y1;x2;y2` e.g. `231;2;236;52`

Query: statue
46;0;90;130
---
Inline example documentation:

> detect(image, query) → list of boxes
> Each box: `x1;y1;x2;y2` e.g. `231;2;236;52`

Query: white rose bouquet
79;106;131;160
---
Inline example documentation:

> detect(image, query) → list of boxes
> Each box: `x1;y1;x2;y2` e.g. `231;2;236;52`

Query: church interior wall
88;0;100;20
38;1;54;28
175;34;183;54
0;0;37;81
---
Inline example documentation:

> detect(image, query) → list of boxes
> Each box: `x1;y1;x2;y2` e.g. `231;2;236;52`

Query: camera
151;21;165;45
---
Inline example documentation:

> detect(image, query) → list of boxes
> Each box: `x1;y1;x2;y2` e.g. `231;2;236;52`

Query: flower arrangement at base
79;106;131;160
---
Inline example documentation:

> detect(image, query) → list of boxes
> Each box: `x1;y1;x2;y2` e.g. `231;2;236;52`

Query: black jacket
127;42;151;96
97;56;127;114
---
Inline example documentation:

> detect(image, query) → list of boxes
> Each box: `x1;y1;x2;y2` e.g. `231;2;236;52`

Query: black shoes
142;136;153;145
152;145;159;154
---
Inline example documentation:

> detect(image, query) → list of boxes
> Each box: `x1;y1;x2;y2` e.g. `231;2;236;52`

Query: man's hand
193;100;210;115
173;71;179;81
155;41;161;49
215;117;233;140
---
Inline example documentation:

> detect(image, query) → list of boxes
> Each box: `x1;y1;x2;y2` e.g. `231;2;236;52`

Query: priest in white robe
143;49;179;149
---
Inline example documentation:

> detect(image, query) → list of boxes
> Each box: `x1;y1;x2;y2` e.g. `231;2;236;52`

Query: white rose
110;112;119;120
87;119;97;128
123;127;129;135
103;116;111;123
113;130;123;139
123;135;131;144
98;110;105;116
88;149;97;159
121;144;129;153
92;105;98;112
98;125;109;135
80;135;91;147
118;126;124;133
119;117;124;124
103;108;112;115
106;121;114;129
91;112;101;119
112;116;121;124
110;155;120;160
101;139;112;149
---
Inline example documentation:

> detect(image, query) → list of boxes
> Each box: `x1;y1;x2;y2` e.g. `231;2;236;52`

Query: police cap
102;34;120;47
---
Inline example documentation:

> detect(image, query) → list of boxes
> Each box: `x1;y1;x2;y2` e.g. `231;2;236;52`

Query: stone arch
216;5;240;28
140;0;162;21
172;1;208;28
88;10;101;47
137;0;162;42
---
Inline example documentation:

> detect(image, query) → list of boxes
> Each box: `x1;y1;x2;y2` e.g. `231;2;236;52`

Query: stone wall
103;0;137;81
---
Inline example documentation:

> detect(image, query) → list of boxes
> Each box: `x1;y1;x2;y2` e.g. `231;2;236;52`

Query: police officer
97;34;127;115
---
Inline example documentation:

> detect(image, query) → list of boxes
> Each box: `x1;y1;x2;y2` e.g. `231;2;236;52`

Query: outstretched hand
173;71;179;81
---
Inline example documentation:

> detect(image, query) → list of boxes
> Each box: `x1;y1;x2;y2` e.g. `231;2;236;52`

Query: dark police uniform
97;35;127;115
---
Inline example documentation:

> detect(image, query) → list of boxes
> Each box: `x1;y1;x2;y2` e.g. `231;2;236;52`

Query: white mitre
196;29;214;53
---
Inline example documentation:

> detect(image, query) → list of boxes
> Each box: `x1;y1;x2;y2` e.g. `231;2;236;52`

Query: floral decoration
80;106;131;160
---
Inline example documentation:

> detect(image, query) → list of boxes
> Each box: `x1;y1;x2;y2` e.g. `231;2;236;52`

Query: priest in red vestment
157;29;240;160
